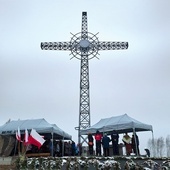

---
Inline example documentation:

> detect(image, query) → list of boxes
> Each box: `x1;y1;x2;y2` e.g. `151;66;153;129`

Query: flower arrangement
15;156;170;170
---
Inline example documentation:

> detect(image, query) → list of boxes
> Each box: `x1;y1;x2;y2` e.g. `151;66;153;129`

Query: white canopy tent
80;113;153;135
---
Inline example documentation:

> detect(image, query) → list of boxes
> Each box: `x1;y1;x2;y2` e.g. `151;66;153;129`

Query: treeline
147;135;170;157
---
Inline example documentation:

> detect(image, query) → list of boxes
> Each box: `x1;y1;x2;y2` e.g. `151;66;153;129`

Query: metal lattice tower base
41;12;128;145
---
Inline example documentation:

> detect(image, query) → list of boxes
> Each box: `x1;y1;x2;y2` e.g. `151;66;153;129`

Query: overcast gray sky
0;0;170;154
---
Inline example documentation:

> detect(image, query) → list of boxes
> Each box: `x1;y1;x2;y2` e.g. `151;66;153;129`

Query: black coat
111;131;119;144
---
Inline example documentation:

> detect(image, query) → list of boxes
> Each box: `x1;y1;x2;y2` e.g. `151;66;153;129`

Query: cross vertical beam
78;12;90;144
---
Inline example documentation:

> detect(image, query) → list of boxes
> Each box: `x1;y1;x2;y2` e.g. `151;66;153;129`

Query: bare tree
147;138;152;156
148;136;167;157
157;137;165;157
166;135;170;157
147;138;157;157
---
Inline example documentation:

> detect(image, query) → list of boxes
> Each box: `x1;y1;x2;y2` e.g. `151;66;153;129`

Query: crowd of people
25;131;141;157
48;140;82;157
88;130;140;157
26;139;82;157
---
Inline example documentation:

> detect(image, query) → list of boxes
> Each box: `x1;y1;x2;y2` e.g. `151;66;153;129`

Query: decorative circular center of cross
79;39;90;48
70;32;99;60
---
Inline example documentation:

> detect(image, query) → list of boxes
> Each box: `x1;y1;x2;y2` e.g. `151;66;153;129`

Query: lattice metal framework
41;12;128;144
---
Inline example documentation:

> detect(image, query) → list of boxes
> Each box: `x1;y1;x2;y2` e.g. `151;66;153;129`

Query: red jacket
95;133;102;141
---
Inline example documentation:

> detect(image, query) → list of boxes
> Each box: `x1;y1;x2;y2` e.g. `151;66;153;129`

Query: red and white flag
24;129;29;145
28;129;45;149
16;127;21;141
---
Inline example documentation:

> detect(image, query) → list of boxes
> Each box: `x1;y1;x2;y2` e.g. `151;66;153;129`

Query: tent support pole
62;133;64;156
151;130;155;157
133;128;139;156
51;132;54;157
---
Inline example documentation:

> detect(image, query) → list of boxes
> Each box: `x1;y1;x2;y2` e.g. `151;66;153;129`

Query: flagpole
18;140;20;155
16;127;21;155
14;139;18;156
51;132;54;157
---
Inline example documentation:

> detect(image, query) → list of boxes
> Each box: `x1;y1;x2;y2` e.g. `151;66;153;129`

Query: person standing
59;140;63;156
111;130;119;155
122;132;132;156
55;141;60;157
102;133;111;157
88;133;94;155
67;141;72;156
48;139;54;156
94;130;102;156
77;143;82;156
71;141;76;156
132;133;140;155
144;148;150;157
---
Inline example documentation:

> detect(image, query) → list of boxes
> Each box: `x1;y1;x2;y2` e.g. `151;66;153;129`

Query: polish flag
28;129;45;149
24;129;29;145
16;127;21;141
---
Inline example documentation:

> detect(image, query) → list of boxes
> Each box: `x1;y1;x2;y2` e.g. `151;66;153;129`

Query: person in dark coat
111;130;119;155
131;133;140;155
71;141;76;156
144;148;150;157
88;133;94;155
102;133;111;157
94;130;102;156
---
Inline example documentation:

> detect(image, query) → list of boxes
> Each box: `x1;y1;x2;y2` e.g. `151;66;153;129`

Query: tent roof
0;118;72;140
80;113;153;135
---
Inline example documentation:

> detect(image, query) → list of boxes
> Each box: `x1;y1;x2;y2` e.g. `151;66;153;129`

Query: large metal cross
41;12;128;145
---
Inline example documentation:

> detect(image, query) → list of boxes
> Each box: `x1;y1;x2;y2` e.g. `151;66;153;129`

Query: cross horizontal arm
97;41;128;50
41;42;72;50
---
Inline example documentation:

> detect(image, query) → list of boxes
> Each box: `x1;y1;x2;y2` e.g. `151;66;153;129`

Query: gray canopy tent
0;118;72;156
0;118;72;139
80;114;153;156
80;114;153;135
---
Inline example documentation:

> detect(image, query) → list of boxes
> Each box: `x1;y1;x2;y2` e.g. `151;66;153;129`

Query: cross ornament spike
41;12;128;145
